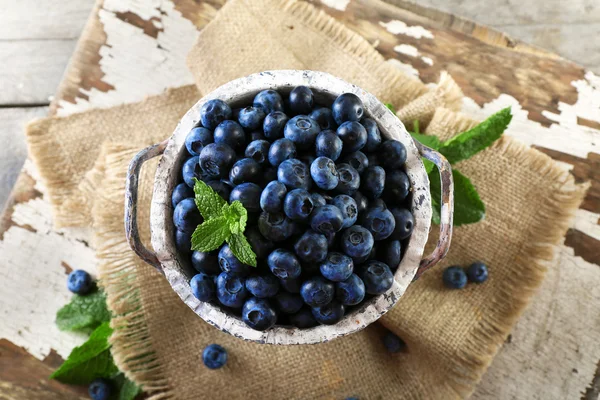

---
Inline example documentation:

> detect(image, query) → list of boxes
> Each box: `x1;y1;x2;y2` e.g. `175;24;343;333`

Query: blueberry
218;244;250;277
245;274;280;298
200;99;232;130
279;276;302;293
205;180;232;200
311;192;327;207
367;153;380;167
361;207;396;241
309;157;338;190
390;208;414;240
352;191;369;214
332;195;358;228
67;270;93;295
380;140;407;169
238;106;266;131
260;181;287;213
332;93;364;125
382;331;406;353
384;169;410;203
359;261;394;294
190;273;216;301
295;230;328;263
309;107;337;131
442;266;467;289
185;127;213;156
378;240;402;270
202;344;228;369
300;276;334;307
336;274;365;305
289;307;318;328
216;272;248;307
214;120;246;151
289;86;314;115
263;111;289;140
278;159;312;191
320;252;353;282
242;297;277;331
250;130;267;141
173;198;202;232
88;378;111;400
245;140;271;165
267;249;302;279
466;261;488;283
229;158;262;185
361;118;381;152
172;182;194;207
283;188;314;221
340;225;374;261
182;156;202;188
199;143;236;179
343;151;369;174
191;250;220;275
245;226;274;260
336;121;367;153
273;292;304;314
284;115;320;150
175;229;193;256
229;182;262;213
268;138;297;167
335;163;360;195
312;301;345;325
315;130;343;161
310;205;344;234
361;166;386;199
254;89;285;114
258;212;295;241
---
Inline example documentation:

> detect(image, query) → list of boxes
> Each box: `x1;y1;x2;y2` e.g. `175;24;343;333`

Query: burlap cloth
26;0;588;398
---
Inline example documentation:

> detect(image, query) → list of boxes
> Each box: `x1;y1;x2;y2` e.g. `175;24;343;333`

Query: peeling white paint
57;0;198;115
421;56;433;66
386;58;419;78
320;0;350;11
379;20;434;39
394;44;419;58
573;209;600;241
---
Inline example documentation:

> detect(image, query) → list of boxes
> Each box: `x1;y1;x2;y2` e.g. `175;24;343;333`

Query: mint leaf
410;132;442;150
191;217;231;252
51;322;117;384
227;233;257;267
112;373;142;400
385;103;395;113
193;179;226;220
429;168;485;226
56;290;111;332
223;201;247;235
438;107;512;164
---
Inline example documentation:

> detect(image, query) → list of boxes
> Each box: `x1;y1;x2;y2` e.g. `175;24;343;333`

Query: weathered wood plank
0;107;48;211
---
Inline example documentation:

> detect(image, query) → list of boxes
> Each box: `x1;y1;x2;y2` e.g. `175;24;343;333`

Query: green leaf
112;373;142;400
410;132;442;150
222;201;247;235
193;178;226;220
50;322;118;384
438;107;512;164
429;168;485;226
56;290;111;332
412;120;420;135
227;233;257;267
384;103;395;113
191;217;231;252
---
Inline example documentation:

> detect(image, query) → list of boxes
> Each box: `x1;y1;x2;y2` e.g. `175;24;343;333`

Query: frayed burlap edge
93;144;172;399
414;108;590;397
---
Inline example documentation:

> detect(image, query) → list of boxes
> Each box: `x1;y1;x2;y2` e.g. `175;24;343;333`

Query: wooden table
1;0;599;399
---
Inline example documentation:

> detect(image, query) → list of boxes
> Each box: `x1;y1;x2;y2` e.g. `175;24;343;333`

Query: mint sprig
191;179;257;266
384;104;511;226
56;290;111;332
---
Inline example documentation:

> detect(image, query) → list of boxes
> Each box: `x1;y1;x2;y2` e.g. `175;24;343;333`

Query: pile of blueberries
172;86;415;331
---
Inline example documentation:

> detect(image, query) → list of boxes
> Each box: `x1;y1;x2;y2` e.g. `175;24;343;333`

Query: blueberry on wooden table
88;378;112;400
67;270;93;295
202;344;228;369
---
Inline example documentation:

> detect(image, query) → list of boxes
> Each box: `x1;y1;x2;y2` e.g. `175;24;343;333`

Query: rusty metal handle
124;140;168;273
413;142;454;279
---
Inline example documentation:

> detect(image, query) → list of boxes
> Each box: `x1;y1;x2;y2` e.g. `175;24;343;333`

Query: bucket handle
414;142;454;279
124;140;168;274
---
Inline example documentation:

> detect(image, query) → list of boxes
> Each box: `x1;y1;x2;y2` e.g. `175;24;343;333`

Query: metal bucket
125;70;453;345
